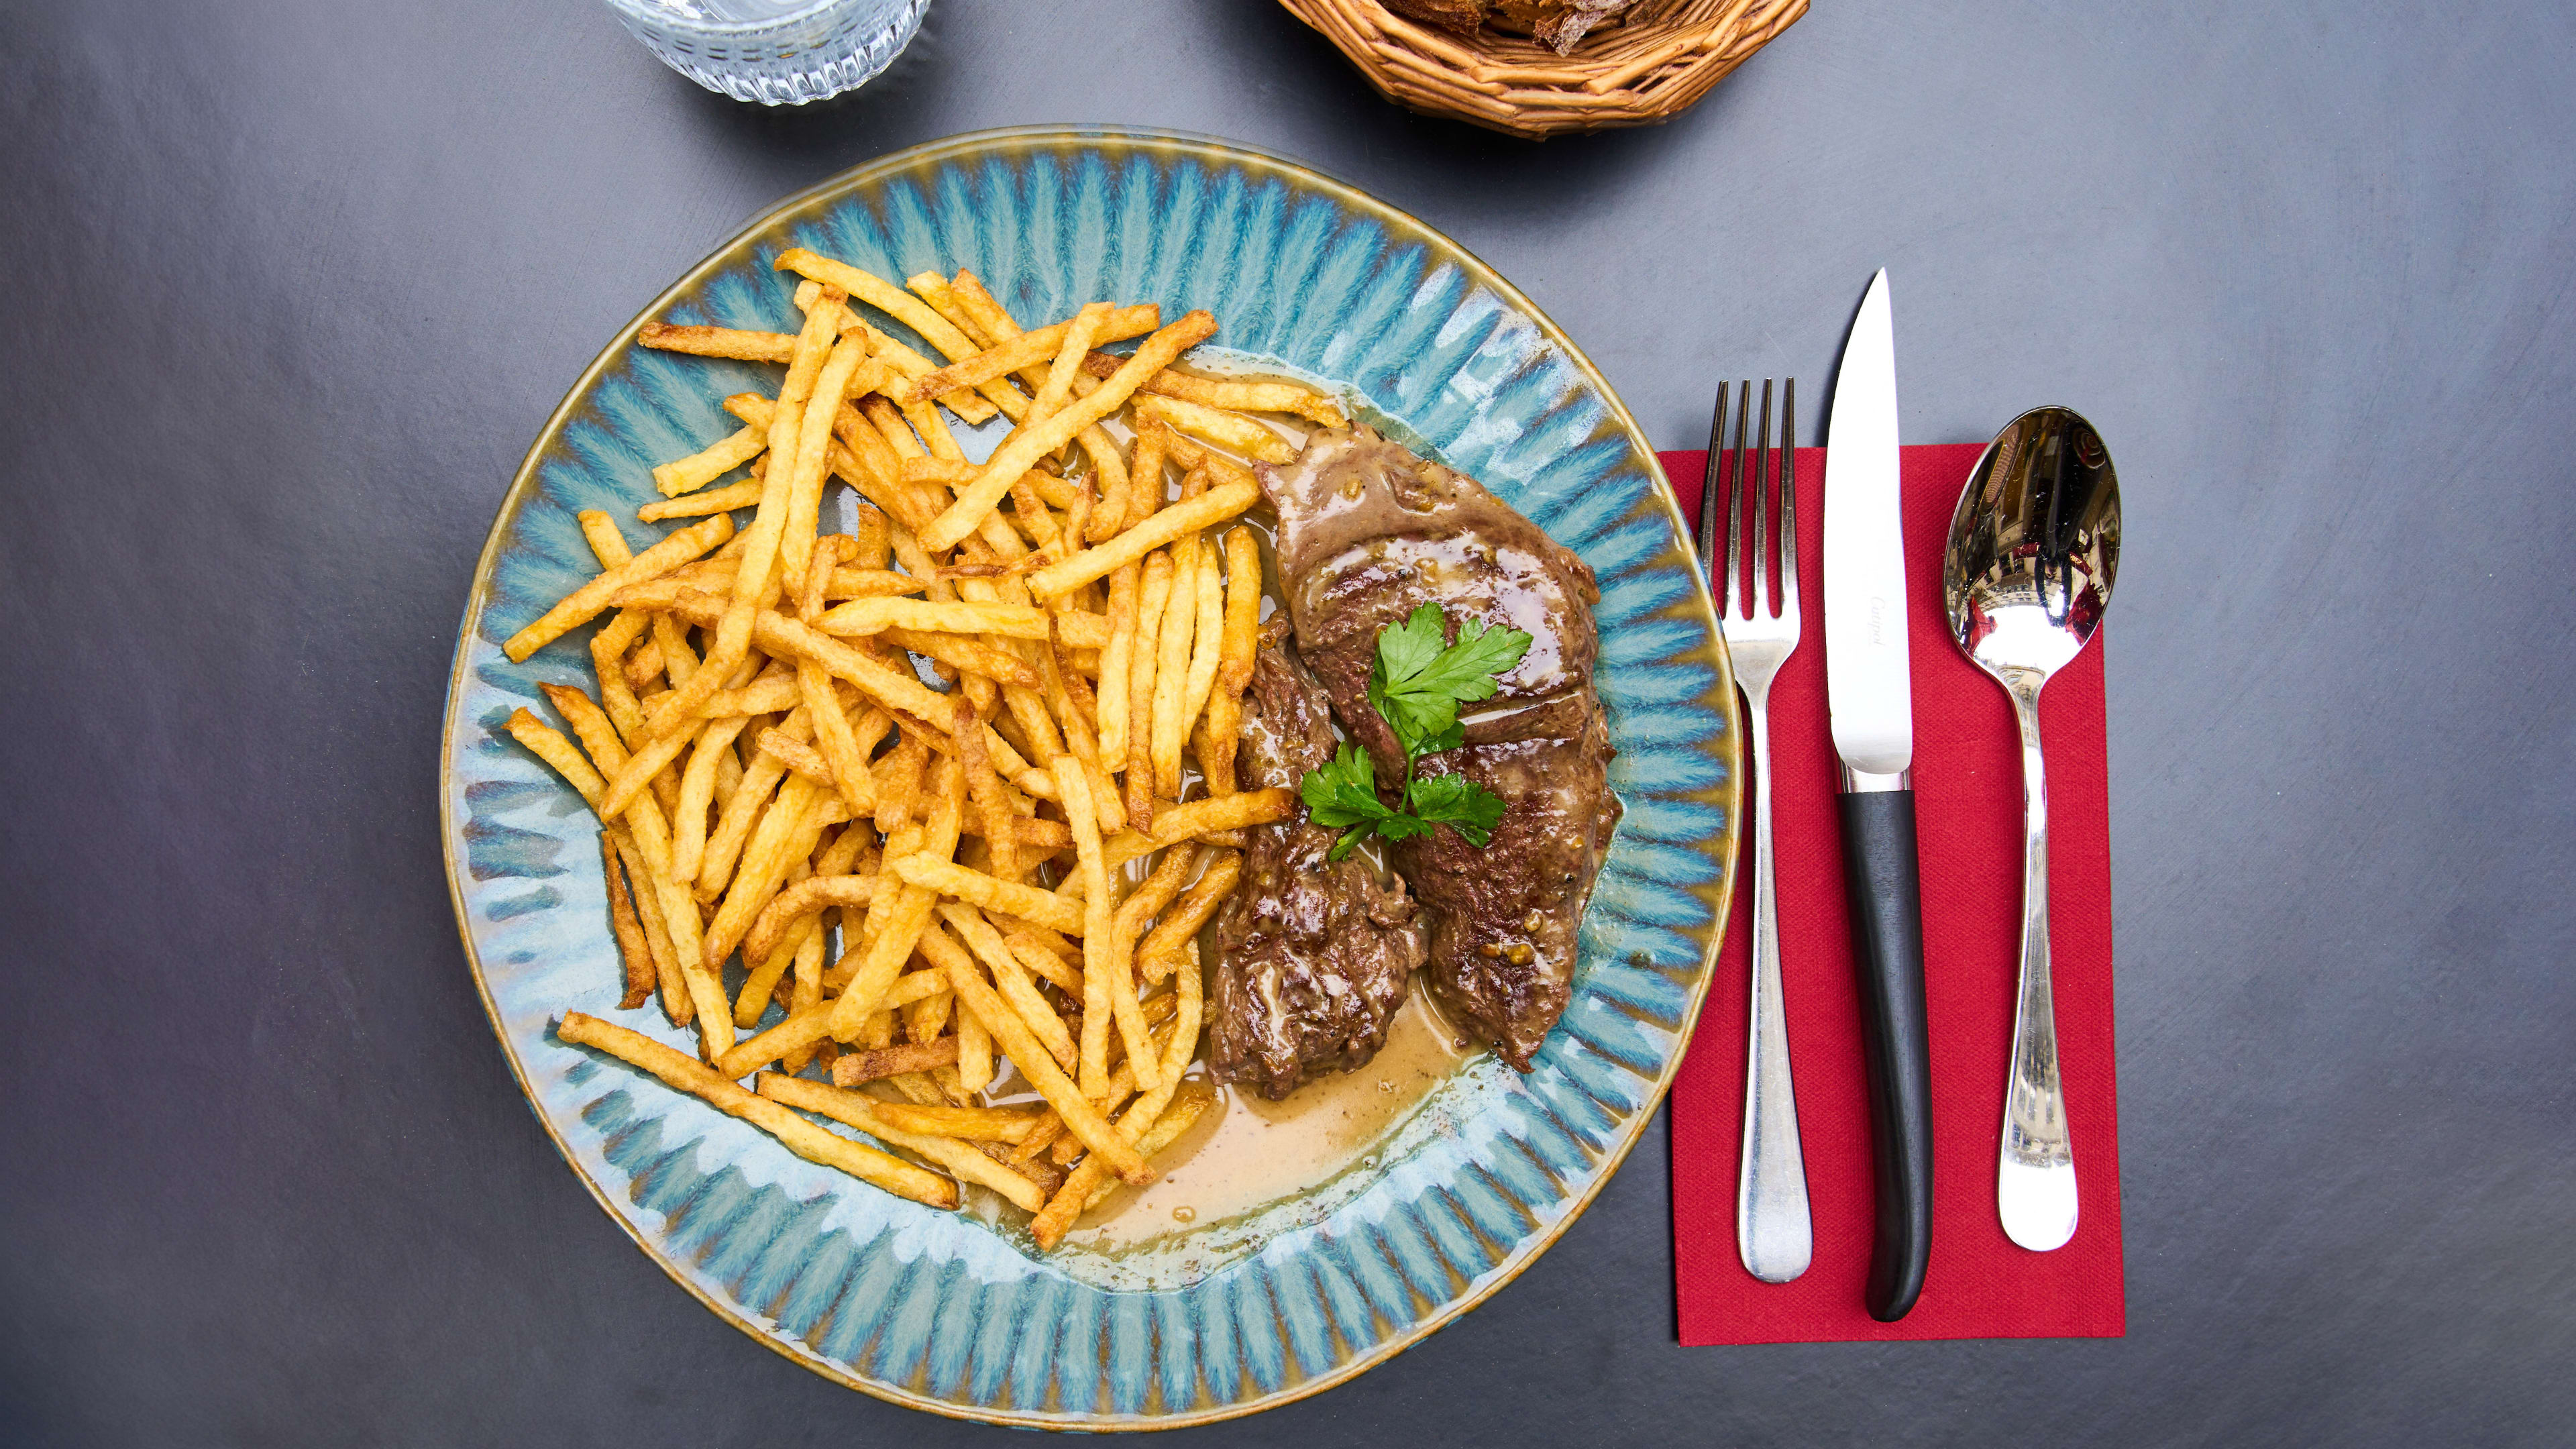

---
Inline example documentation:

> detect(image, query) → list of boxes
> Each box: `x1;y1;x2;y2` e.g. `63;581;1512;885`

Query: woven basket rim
1281;0;1807;139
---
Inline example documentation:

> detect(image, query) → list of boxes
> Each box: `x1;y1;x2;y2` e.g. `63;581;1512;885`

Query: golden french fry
637;323;795;363
702;773;825;969
1150;537;1201;801
757;1074;1044;1212
888;855;1086;936
936;903;1080;1069
798;661;879;818
918;311;1218;551
637;478;763;521
1125;552;1172;826
601;832;656;1009
502;513;734;662
877;626;1040;690
1030;1080;1214;1250
1026;478;1258;601
916;924;1151;1185
782;331;871;593
506;709;607;804
742;873;875;965
813;596;1051;641
1114;847;1198;954
956;701;1018;885
735;861;810;1025
1137;851;1243;983
557;1013;955;1208
1150;788;1293;845
699;710;803;897
669;711;755;883
1004;930;1086;995
1094;563;1140;765
865;1100;1042;1142
1027;302;1109;435
1179;535;1228;757
652;423;768;498
1122;367;1350;429
608;827;691;1027
1163;938;1205;1082
1048;611;1114;651
902;304;1163;402
824;881;938;1041
830;1035;960;1084
1203;526;1264;795
1133;393;1295;465
955;994;993;1095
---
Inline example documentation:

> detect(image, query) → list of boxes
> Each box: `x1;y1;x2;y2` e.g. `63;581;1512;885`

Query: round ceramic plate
441;127;1739;1429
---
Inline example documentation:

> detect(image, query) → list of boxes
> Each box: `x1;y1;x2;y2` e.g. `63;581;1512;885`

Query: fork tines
1698;378;1798;622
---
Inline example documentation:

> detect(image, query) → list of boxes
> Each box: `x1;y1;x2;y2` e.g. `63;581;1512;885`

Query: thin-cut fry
610;826;691;1027
1094;361;1352;429
888;855;1087;936
1136;851;1244;983
1125;552;1172;826
956;700;1017;885
781;331;871;592
743;873;875;965
1150;535;1201;800
1133;393;1297;464
1026;478;1259;600
757;1075;1044;1212
902;304;1162;402
502;513;733;661
557;1013;954;1209
637;323;795;363
864;1100;1042;1142
1095;563;1140;765
1203;526;1263;796
652;423;768;498
936;903;1079;1070
1031;1081;1215;1249
798;661;879;817
637;478;763;521
814;597;1051;641
1150;788;1294;845
918;924;1151;1184
831;1036;961;1084
918;311;1218;551
601;832;655;1009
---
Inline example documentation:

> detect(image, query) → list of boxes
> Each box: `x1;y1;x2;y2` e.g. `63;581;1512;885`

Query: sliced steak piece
1208;633;1426;1099
1260;427;1620;1071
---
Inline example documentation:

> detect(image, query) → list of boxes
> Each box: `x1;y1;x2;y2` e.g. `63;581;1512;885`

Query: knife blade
1823;269;1935;1322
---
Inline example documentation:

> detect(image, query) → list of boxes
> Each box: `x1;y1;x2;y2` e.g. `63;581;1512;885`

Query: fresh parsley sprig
1299;603;1532;861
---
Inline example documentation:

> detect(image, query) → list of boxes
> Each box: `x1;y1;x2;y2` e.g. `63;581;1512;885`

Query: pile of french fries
502;249;1347;1248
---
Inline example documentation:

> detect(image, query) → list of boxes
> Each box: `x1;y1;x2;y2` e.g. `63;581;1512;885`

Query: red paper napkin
1659;444;2125;1344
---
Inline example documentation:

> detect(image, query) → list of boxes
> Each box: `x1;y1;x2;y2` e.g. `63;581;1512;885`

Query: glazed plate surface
440;126;1739;1428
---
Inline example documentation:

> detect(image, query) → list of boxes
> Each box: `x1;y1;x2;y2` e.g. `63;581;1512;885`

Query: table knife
1823;269;1935;1322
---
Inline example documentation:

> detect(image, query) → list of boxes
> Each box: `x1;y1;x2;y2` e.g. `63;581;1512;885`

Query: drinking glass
604;0;932;106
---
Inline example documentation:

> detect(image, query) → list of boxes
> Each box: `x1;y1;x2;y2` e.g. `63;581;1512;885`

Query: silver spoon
1943;406;2121;1253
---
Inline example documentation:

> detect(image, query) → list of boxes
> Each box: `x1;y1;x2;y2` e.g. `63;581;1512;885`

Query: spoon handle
1998;681;2080;1251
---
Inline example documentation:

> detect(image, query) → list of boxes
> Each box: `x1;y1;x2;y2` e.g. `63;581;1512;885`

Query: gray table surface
5;1;2571;1444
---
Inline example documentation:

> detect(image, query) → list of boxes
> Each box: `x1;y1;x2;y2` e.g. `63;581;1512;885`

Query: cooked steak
1208;631;1427;1099
1260;427;1620;1071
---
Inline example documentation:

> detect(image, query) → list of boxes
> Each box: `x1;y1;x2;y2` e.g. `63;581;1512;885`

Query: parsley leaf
1299;602;1531;858
1366;603;1534;758
1407;771;1510;847
1299;743;1397;860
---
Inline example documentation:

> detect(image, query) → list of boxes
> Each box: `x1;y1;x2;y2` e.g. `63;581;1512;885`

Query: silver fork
1700;378;1814;1284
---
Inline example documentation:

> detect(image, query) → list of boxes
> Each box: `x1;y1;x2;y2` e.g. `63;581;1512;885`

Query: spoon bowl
1943;407;2121;1253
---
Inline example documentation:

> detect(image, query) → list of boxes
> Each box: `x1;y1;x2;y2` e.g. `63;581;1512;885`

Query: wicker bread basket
1280;0;1807;140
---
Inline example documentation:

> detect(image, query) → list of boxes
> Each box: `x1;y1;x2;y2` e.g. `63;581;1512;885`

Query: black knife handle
1837;789;1935;1322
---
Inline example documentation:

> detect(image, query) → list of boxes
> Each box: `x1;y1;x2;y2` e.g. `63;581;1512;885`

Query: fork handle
1837;788;1934;1321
